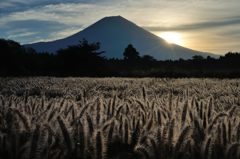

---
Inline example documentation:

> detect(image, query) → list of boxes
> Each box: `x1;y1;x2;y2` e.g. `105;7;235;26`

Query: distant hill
25;16;217;60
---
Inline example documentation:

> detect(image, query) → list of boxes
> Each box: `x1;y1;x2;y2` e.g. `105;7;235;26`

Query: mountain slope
25;16;217;60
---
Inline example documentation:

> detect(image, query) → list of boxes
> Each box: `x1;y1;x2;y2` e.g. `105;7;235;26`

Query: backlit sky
1;0;240;55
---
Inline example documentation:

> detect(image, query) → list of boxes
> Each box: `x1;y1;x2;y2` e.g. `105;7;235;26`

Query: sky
0;0;240;55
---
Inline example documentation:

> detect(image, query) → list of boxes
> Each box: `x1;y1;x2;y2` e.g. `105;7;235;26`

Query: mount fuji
25;16;217;60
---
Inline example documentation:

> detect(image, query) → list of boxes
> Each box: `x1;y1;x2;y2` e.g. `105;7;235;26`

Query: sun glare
159;32;183;46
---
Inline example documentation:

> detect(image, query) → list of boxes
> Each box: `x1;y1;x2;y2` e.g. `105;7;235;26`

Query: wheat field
0;78;240;159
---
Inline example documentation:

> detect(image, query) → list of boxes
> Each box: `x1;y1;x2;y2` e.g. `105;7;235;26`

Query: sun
159;32;183;46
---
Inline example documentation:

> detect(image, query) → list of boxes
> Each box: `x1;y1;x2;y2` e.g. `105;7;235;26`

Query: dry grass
0;77;240;159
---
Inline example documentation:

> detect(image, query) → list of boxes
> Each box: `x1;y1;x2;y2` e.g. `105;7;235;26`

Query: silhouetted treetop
123;44;140;61
56;39;106;75
0;39;22;54
57;39;104;57
142;55;156;62
192;55;204;60
1;38;240;77
220;52;240;61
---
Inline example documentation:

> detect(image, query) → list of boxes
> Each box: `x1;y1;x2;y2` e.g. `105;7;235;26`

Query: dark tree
192;55;204;60
123;44;140;62
2;38;240;77
0;39;27;75
142;55;156;62
56;39;106;76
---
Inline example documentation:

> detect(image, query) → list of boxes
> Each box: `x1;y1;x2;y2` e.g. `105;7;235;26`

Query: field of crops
0;78;240;159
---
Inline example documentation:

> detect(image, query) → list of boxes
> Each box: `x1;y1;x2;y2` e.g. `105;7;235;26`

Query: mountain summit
25;16;216;60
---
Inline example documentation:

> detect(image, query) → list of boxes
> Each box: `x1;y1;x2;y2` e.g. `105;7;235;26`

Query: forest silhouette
1;38;240;77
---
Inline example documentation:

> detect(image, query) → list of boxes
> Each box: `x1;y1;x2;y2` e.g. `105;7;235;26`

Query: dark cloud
218;26;240;35
0;0;100;14
5;20;67;30
144;17;240;32
1;20;76;43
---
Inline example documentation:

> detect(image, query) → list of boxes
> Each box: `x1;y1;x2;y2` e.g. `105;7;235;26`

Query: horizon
0;0;240;55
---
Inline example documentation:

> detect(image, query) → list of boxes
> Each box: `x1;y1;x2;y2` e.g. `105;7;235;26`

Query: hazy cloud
143;17;240;32
0;20;78;43
0;0;100;13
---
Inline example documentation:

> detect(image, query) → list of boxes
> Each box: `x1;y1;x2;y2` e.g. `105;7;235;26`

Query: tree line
1;38;240;77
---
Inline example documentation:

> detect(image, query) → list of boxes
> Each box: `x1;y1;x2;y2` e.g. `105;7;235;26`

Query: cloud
0;2;120;43
0;2;109;26
0;20;78;44
143;17;240;32
0;0;95;12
